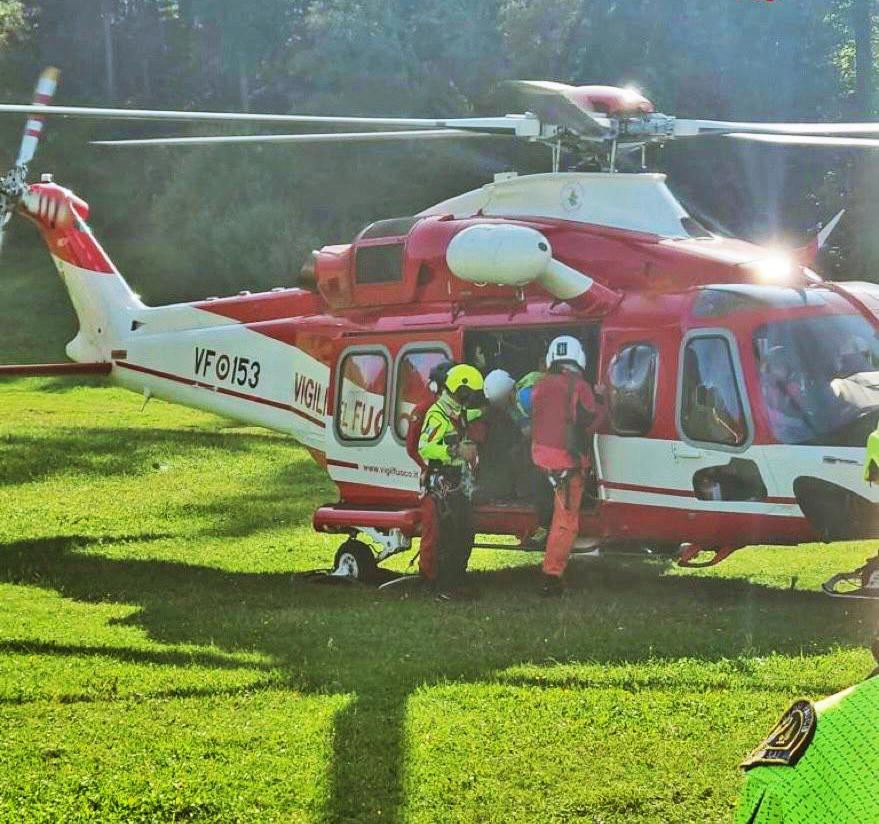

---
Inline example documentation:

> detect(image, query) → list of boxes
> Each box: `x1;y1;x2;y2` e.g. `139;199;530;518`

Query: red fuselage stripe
326;458;360;470
114;360;326;428
599;479;797;505
600;479;695;498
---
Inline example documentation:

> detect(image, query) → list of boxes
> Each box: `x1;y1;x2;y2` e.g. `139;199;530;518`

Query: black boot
539;573;564;597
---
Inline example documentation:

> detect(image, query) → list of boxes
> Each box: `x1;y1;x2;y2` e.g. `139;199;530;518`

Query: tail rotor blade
16;66;59;167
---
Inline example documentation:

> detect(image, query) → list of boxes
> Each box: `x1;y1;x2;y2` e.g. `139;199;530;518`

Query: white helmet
484;369;516;405
546;335;586;370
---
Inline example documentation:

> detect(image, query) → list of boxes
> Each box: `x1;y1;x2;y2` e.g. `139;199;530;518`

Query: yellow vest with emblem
734;675;879;823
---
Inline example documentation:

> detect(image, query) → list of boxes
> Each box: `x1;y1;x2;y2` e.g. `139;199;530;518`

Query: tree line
0;0;875;300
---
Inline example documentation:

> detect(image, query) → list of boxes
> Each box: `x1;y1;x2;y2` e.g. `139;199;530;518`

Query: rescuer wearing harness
484;367;552;545
733;641;879;823
417;363;485;599
531;336;601;596
405;359;456;582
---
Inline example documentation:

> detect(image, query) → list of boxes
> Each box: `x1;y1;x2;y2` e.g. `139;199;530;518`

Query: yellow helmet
445;363;484;393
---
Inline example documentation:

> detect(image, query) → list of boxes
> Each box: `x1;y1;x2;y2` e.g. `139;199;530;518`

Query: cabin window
336;351;388;441
608;343;657;436
355;243;404;284
680;336;747;446
394;348;452;439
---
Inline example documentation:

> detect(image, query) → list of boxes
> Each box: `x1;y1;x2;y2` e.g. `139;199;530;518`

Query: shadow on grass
0;639;276;674
0;427;298;486
0;533;874;821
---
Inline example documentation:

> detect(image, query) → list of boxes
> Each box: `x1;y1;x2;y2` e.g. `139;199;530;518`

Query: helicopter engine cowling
445;223;620;314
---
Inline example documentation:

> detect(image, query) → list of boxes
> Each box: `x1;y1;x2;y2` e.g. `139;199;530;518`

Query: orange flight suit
531;369;600;578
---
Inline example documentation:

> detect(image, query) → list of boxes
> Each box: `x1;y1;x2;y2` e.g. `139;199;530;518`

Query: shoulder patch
741;700;817;770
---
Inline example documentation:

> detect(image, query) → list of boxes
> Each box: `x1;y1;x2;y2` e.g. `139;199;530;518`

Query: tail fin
20;180;143;362
794;209;845;268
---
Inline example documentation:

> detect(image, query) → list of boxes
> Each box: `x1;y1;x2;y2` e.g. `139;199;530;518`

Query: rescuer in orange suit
531;335;602;596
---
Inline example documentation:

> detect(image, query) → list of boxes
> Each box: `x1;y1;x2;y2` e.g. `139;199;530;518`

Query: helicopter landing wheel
331;538;378;583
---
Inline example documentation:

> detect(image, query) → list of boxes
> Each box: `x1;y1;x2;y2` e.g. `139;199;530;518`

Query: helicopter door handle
673;444;704;460
822;455;859;466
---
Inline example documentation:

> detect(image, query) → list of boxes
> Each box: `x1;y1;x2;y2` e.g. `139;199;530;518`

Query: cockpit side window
680;336;748;447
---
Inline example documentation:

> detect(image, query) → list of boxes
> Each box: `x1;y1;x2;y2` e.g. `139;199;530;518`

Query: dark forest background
0;0;876;302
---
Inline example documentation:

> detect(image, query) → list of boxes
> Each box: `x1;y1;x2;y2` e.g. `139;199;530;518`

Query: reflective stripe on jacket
417;393;481;466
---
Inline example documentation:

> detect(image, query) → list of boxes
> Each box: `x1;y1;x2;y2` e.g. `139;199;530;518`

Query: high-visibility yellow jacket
865;424;879;482
417;392;481;466
735;675;879;823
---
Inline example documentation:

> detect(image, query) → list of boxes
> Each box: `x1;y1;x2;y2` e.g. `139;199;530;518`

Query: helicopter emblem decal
561;181;584;213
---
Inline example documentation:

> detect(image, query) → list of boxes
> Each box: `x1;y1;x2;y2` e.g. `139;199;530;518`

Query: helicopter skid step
821;557;879;600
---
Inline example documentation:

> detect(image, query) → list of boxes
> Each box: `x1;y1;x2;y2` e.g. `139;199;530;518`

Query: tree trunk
101;0;117;101
853;0;874;117
238;51;250;113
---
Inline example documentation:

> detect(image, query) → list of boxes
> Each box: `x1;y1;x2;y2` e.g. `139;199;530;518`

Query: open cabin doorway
463;325;602;510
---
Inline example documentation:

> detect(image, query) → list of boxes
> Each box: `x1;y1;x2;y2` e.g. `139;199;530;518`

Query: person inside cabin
758;346;812;444
834;335;873;378
530;336;603;596
483;367;553;546
417;363;485;601
465;334;498;374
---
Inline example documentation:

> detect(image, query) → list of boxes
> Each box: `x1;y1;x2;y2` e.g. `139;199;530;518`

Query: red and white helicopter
3;71;879;597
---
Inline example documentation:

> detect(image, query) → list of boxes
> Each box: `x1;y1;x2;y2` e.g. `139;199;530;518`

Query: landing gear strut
822;554;879;600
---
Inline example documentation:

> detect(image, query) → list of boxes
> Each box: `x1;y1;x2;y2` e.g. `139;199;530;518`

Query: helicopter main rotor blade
0;102;537;134
675;118;879;138
0;103;442;126
726;132;879;148
499;81;613;137
92;129;502;147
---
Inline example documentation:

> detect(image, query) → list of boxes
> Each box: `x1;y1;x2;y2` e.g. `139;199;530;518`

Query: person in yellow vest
417;363;484;600
734;422;879;821
821;422;879;599
734;643;878;823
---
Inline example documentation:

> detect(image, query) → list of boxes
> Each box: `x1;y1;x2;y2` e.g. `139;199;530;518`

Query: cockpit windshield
754;314;879;446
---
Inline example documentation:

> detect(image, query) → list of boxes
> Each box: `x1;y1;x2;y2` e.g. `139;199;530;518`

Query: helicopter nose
793;476;879;541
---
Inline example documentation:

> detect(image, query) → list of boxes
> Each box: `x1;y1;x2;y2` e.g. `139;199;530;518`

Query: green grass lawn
0;382;876;823
0;254;877;821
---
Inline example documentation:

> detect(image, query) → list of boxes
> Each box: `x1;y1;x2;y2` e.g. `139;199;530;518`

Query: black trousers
432;486;474;591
